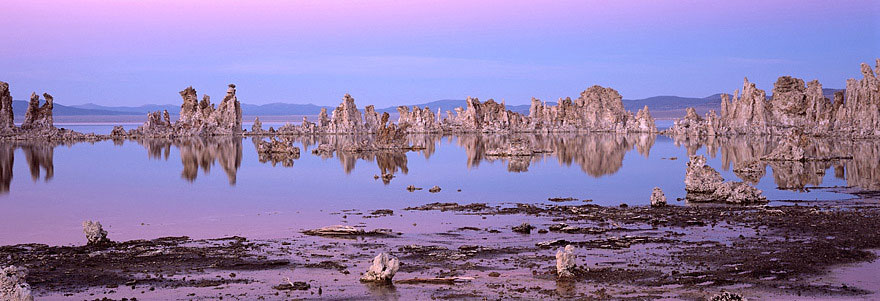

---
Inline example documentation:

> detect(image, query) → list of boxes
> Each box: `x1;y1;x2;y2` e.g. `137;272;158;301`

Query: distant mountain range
11;89;843;119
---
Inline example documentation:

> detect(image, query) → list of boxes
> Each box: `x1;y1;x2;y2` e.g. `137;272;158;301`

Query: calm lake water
3;123;875;246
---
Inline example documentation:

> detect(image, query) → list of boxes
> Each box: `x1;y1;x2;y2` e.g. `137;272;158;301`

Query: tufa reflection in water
2;133;879;194
672;135;880;191
0;142;55;194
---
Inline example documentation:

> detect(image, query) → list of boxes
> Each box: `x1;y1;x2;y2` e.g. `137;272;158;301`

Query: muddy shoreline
3;198;879;300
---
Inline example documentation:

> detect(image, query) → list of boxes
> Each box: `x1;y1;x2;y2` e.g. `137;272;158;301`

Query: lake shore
4;197;879;300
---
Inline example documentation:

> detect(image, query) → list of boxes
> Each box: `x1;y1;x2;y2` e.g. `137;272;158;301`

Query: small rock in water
556;245;578;278
512;223;535;234
360;253;400;283
406;185;422;192
428;186;441;193
82;220;110;246
710;291;747;301
0;265;34;301
650;187;667;207
273;281;310;291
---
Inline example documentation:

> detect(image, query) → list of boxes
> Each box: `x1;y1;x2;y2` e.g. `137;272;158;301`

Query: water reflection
133;137;242;185
0;142;56;194
672;136;880;191
2;133;879;194
456;133;655;175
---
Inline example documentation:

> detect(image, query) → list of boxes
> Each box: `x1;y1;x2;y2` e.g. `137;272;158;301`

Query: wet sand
3;196;879;300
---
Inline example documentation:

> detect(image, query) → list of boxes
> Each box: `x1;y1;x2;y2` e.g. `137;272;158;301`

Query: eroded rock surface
0;266;33;301
82;220;110;246
650;187;666;207
132;84;242;137
360;253;399;283
0;82;13;132
20;93;54;131
668;60;880;138
555;245;577;278
256;137;300;167
685;155;766;204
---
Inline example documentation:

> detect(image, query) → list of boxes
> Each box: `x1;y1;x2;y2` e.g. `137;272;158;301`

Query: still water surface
3;124;873;245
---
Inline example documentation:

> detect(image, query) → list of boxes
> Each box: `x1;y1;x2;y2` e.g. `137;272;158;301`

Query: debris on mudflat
360;253;399;283
512;222;535;234
0;266;33;301
273;277;310;291
302;225;395;238
82;220;110;246
556;245;578;278
428;185;441;193
650;187;666;207
684;155;767;204
395;277;474;284
369;209;394;216
710;291;748;301
404;202;489;212
547;197;577;202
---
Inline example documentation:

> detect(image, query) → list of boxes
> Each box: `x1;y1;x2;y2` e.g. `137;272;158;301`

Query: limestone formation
360;252;400;283
256;137;300;167
0;82;13;132
650;187;666;207
0;266;33;301
398;105;441;133
82;220;110;246
251;117;265;134
684;155;766;204
527;86;657;133
21;93;54;130
133;84;242;137
555;245;577;278
328;94;364;133
668;60;880;138
110;126;127;137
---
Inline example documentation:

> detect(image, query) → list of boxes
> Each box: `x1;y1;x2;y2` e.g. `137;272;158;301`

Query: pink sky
1;0;877;105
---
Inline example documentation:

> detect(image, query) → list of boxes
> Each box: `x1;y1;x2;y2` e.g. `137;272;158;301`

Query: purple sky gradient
1;0;878;106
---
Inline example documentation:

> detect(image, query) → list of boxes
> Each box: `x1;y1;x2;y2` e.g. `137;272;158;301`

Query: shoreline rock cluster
252;87;658;135
667;59;880;138
0;81;104;141
684;155;766;204
126;84;243;138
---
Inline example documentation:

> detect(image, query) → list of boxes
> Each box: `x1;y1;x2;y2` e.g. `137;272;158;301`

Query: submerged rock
256;137;300;167
650;187;666;207
82;220;110;246
360;252;400;283
302;225;394;238
555;245;577;278
685;156;766;204
512;223;535;234
0;266;33;301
